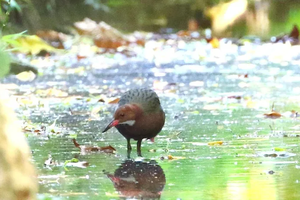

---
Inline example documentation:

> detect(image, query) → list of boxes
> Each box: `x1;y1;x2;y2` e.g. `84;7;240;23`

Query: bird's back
118;88;163;113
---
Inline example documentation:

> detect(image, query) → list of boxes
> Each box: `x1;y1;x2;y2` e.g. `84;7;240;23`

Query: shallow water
3;42;300;199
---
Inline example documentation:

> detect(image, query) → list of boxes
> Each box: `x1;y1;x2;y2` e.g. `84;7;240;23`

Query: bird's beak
102;120;119;133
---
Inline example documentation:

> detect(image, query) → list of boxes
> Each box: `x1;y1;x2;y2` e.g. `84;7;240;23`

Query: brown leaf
108;98;120;104
227;96;242;100
77;55;87;61
74;18;138;49
177;30;190;37
33;129;42;135
99;145;116;153
36;30;67;49
264;112;282;119
94;38;126;49
72;139;116;153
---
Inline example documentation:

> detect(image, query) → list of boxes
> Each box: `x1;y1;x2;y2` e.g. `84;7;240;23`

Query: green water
3;42;300;199
30;107;300;199
26;81;300;200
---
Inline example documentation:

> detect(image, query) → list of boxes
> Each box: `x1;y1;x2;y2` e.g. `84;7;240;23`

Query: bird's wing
118;89;161;112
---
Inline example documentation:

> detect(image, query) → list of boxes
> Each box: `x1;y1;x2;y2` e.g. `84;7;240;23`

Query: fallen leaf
167;155;185;160
108;98;120;104
36;30;67;49
227;95;242;100
264;112;282;119
72;139;116;153
177;30;190;37
99;145;116;153
208;141;223;146
94;38;126;49
36;88;68;97
209;37;220;48
74;18;134;49
15;71;36;82
273;147;286;152
15;35;56;54
77;55;87;60
97;96;120;104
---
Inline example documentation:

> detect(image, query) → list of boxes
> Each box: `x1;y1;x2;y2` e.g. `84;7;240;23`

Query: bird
102;88;165;157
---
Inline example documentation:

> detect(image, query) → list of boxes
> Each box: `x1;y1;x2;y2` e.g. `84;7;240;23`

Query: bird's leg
137;139;142;157
127;138;132;158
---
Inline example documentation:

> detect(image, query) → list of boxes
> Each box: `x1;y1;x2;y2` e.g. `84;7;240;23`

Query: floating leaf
77;55;87;60
274;147;286;152
208;141;223;146
15;71;36;82
264;112;282;119
108;98;120;104
167;155;185;160
72;139;116;153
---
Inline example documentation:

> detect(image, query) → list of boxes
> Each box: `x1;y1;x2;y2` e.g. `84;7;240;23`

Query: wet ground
2;40;300;199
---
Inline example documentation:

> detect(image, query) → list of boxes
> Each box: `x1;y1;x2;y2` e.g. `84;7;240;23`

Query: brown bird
103;88;165;157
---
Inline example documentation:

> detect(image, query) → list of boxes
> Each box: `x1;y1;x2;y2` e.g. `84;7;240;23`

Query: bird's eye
120;113;125;117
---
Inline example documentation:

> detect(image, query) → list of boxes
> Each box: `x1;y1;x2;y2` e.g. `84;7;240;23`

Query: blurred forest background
1;0;300;37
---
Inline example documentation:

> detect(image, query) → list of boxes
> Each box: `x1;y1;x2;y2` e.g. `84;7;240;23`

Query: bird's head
102;104;142;133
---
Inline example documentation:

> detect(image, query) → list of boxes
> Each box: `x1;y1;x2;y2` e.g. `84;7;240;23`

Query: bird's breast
116;110;165;140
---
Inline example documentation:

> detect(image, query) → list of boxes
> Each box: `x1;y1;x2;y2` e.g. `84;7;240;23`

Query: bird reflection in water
106;159;166;199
